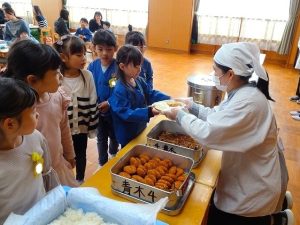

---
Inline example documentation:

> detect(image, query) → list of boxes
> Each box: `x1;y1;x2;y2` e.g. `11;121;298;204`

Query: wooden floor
85;49;300;224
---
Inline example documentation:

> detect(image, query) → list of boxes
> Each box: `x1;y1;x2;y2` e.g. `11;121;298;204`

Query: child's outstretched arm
139;78;170;105
109;91;151;122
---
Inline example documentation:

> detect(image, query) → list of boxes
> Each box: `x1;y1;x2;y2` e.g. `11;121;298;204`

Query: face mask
212;74;228;92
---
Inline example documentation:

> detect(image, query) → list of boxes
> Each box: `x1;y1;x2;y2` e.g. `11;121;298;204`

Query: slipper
291;115;300;121
290;95;300;101
289;110;300;116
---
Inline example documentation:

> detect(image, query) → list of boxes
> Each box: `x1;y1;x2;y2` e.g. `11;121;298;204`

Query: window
0;0;33;23
196;0;290;51
66;0;148;35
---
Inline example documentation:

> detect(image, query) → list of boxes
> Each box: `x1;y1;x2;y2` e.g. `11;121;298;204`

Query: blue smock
88;59;117;116
109;77;170;146
139;58;153;89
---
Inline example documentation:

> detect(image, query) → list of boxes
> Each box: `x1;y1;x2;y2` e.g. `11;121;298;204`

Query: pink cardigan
36;88;78;187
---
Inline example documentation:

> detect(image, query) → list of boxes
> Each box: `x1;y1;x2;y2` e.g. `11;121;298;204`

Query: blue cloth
156;220;168;225
75;27;93;42
87;59;118;116
62;185;72;196
109;77;170;146
139;57;153;89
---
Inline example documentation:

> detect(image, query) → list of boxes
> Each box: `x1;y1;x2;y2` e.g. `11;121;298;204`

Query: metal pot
187;74;223;107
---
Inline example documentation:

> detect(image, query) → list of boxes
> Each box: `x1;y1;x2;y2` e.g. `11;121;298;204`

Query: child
87;29;119;167
54;9;70;36
109;45;170;147
103;21;111;31
125;31;154;89
75;18;93;42
0;77;46;224
4;40;79;187
33;5;48;28
54;35;98;183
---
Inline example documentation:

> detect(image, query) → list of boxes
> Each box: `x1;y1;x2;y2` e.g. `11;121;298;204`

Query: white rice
48;208;118;225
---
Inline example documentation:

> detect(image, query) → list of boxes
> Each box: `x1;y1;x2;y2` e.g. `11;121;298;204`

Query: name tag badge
31;152;44;177
109;77;117;88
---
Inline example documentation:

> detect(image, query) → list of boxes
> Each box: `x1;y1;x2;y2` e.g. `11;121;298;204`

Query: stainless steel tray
112;172;195;216
110;145;194;209
146;120;207;167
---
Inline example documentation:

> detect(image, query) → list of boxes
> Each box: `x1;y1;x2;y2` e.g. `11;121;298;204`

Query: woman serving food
163;42;293;225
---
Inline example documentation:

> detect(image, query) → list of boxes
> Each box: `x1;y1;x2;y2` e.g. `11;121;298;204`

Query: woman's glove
174;97;194;110
162;107;181;120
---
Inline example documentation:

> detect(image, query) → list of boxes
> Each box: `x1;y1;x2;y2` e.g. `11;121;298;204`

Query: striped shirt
36;15;48;28
62;69;99;138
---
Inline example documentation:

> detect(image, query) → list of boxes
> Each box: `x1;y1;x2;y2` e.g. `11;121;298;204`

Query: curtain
196;0;289;51
277;0;300;54
0;0;33;23
197;16;286;51
191;0;200;44
66;0;148;35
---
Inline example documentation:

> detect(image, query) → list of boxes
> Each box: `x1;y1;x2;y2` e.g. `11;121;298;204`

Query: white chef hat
214;42;268;81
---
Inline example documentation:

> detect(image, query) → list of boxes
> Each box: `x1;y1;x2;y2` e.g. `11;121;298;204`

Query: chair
53;32;60;42
40;27;54;44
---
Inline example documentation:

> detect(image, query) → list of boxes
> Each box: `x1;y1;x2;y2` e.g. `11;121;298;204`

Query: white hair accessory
214;42;268;81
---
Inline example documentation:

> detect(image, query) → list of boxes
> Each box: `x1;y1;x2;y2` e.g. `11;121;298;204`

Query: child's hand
152;107;160;116
66;158;76;169
98;101;110;113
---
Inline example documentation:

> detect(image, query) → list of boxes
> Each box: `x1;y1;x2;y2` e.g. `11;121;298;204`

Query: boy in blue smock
88;30;119;166
125;31;154;89
109;45;170;147
75;18;93;42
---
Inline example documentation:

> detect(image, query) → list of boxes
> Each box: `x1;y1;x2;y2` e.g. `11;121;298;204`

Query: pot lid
187;74;217;89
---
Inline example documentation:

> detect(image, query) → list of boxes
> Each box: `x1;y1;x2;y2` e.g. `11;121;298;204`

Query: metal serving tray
146;120;207;167
112;172;195;216
110;145;194;209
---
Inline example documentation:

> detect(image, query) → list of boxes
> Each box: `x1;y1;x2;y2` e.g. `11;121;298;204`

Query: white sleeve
177;99;273;152
189;102;217;121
